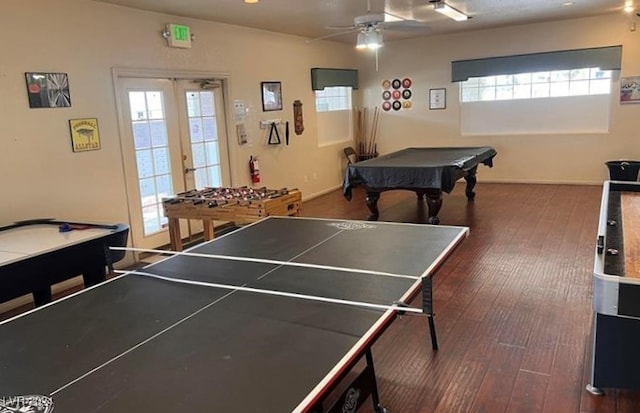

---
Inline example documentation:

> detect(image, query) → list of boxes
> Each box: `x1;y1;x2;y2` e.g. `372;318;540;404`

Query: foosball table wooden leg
203;219;215;241
168;217;183;251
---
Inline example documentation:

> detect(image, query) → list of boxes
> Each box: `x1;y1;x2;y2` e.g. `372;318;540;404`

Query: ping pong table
0;216;468;413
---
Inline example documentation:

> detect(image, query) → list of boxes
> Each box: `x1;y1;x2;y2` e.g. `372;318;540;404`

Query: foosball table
163;187;302;250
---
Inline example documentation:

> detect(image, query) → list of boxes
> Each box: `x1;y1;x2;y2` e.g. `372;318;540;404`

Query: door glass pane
128;90;173;237
205;142;220;164
153;147;170;174
147;92;164;119
139;178;156;206
155;175;172;205
207;166;222;187
194;168;207;188
192;143;206;168
142;205;161;233
133;122;151;149
185;90;223;190
189;118;204;143
136;150;154;178
186;92;201;117
201;91;215;116
150;120;167;146
202;117;217;141
129;92;147;120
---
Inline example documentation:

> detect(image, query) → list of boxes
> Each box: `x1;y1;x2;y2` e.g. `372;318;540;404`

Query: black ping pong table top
0;216;468;413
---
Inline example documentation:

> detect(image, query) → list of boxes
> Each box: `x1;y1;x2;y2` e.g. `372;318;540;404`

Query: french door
175;79;230;194
118;77;230;250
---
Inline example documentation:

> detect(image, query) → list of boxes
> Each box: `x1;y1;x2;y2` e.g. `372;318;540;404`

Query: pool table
0;218;129;306
343;146;497;224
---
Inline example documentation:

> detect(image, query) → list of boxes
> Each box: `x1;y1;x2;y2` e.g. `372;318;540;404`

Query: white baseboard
301;184;343;202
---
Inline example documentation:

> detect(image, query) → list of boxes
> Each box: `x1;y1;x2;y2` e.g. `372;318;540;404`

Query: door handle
185;167;197;174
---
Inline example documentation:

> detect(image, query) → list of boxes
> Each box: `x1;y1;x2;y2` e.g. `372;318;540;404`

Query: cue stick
370;106;379;156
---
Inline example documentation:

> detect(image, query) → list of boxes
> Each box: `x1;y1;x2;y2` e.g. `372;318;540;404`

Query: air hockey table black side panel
592;313;640;389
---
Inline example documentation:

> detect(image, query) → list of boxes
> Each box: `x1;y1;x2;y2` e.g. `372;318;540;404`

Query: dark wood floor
2;183;639;412
299;183;640;413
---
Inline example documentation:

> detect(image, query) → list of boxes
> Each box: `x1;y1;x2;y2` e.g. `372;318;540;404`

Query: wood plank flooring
298;183;640;413
2;183;640;412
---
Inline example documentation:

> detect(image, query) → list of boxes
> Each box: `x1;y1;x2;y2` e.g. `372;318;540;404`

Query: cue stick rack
353;107;380;161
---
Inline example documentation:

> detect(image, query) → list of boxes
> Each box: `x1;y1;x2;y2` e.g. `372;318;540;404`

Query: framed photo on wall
429;88;446;110
69;118;101;152
261;81;283;111
620;76;640;104
25;72;71;108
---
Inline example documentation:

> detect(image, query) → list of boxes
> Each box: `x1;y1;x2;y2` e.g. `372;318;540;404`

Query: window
459;67;616;135
315;86;353;145
460;68;612;102
315;86;352;112
452;46;621;135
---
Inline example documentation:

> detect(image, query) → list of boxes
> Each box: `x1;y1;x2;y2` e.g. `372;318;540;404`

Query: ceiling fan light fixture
243;0;259;4
355;28;383;50
434;2;468;21
356;31;368;49
366;30;383;49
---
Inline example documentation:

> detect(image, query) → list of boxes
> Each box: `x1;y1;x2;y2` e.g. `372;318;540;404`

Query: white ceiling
92;0;635;43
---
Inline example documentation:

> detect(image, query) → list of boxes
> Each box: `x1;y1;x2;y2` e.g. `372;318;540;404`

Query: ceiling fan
309;0;431;49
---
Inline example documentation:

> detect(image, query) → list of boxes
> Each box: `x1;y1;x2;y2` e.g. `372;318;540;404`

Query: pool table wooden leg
464;166;478;200
424;189;443;224
365;191;380;221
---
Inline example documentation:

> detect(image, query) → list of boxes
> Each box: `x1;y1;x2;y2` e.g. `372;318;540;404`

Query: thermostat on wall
164;24;192;48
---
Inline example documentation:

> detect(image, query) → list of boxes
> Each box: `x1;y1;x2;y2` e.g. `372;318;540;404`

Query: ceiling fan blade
382;10;408;22
325;24;357;31
306;28;359;43
381;20;431;31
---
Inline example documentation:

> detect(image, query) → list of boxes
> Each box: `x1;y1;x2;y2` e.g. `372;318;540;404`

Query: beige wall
2;2;639;233
357;13;640;184
0;0;356;226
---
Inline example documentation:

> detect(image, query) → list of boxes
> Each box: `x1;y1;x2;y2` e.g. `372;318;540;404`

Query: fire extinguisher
249;155;260;184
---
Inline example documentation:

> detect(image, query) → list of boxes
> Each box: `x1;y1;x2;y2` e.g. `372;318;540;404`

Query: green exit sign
173;24;189;41
166;24;192;48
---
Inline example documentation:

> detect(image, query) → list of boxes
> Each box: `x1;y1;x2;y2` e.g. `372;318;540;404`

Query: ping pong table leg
427;316;439;351
314;349;389;413
365;350;390;413
422;276;439;351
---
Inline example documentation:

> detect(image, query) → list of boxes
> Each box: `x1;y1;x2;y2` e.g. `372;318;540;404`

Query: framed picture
620;76;640;104
429;88;446;110
261;81;283;111
25;72;71;108
69;118;101;152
